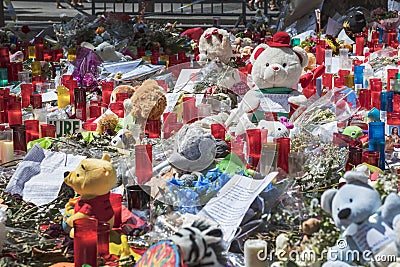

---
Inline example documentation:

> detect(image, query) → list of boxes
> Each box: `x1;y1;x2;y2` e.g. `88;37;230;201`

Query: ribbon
204;28;223;41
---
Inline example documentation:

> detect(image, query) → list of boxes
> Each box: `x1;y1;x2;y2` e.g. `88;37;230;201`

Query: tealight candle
244;239;268;267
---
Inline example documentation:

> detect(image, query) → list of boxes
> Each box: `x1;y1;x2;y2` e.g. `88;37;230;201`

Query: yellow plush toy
63;154;117;238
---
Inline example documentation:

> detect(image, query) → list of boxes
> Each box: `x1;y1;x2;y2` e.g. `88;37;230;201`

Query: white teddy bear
198;27;233;64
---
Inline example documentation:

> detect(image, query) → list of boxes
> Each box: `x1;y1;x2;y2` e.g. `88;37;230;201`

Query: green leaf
27;138;53;151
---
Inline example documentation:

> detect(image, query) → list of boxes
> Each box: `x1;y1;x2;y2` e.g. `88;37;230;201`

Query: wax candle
145;119;161;138
315;40;325;65
246;129;261;169
64;79;78;106
275;137;290;173
0;128;13;164
109;193;122;228
244;239;267;267
24;119;40;143
74;218;98;267
259;143;278;176
182;96;197;124
31;61;41;76
40;124;56;138
97;222;110;257
57;86;70;109
362;150;379;167
74;88;86;121
355;33;364;56
135;144;153;184
101;81;114;105
211;124;226;140
339;48;349;69
7;103;22;126
21;83;34;108
109;102;124;118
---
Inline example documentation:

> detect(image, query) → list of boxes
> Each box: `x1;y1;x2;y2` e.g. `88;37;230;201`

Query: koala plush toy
321;165;400;267
94;42;125;62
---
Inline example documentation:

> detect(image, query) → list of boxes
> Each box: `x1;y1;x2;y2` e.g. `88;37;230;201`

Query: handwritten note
198;172;278;242
173;69;201;93
258;93;291;113
165;93;181;112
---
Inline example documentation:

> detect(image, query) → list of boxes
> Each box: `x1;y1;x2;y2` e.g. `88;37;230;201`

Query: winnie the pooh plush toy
63;154;117;238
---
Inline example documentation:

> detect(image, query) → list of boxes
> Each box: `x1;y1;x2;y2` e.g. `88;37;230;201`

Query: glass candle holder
246;129;261;169
97;222;110;257
197;103;212;119
116;92;130;103
40;124;56;138
387;69;398;92
73;218;98;267
20;83;34;108
346;147;363;171
359;89;371;110
74;88;86;121
145;119;161;138
339;48;349;69
8;103;22;126
0;128;14;164
57;86;70;109
362;150;380;167
259;143;278;176
355;33;365;56
31;61;41;77
275;137;290;173
64;79;78;106
89;105;102;119
34;44;44;61
0;68;8;86
28;46;35;59
182;96;197;124
135;144;153;184
322;73;333;90
211;124;226;140
18;70;31;83
368;122;385;169
61;74;73;85
10;124;26;152
324;49;332;73
30;92;42;109
68;47;76;61
316;40;326;65
126;185;151;222
109;102;124;118
24;119;40;143
83;122;98;131
109;193;122;228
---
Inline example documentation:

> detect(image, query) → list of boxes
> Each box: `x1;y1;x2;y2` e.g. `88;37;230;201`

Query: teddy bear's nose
64;171;70;178
338;208;351;219
272;66;279;71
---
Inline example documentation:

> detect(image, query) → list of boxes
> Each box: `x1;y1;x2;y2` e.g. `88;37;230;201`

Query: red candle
109;193;122;228
61;74;73;85
387;69;398;91
7;106;22;125
334;77;344;88
97;222;110;257
74;88;86;121
0;47;10;68
20;83;34;108
137;46;145;57
116;92;130;102
362;150;379;167
89;105;102;119
182;97;197;124
322;73;333;90
315;40;326;65
83;122;98;131
10;124;26;151
359;89;371;110
355;33;364;56
275;137;290;173
101;81;114;105
346;147;363;171
246;129;261;168
24;119;40;143
109;102;124;118
34;44;44;61
135;144;153;184
64;79;78;106
371;91;381;109
74;218;98;267
30;92;42;109
211;124;226;140
145;119;161;138
40;124;56;138
168;55;178;67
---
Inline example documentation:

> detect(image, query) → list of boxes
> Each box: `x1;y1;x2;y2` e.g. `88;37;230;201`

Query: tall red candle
211;124;226;140
20;83;34;108
74;218;98;267
246;129;261;168
135;144;153;184
40;124;56;138
182;97;197;124
109;193;122;228
355;33;364;56
315;40;326;65
97;222;110;257
101;81;114;105
145;119;161;138
74;88;86;121
275;137;290;173
24;119;40;143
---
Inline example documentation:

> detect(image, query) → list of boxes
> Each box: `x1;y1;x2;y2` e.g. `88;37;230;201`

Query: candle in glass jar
74;88;86;121
74;218;98;267
135;144;153;184
0;128;13;164
244;239;267;267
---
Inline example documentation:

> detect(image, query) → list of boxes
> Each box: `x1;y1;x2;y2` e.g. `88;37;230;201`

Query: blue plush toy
321;165;400;266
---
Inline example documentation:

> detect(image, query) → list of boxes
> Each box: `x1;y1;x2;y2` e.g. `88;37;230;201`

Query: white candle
0;141;14;164
244;239;268;267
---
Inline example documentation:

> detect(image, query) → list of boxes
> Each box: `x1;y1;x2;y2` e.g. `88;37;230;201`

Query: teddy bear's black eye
77;173;79;177
266;63;269;67
349;198;353;203
282;63;287;67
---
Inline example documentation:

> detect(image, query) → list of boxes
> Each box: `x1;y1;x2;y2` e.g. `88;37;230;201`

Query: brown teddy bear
300;218;320;243
63;154;117;238
127;79;167;130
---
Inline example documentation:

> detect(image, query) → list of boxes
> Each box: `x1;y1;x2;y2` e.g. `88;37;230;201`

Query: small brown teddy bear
128;79;167;130
301;218;320;243
96;113;119;135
